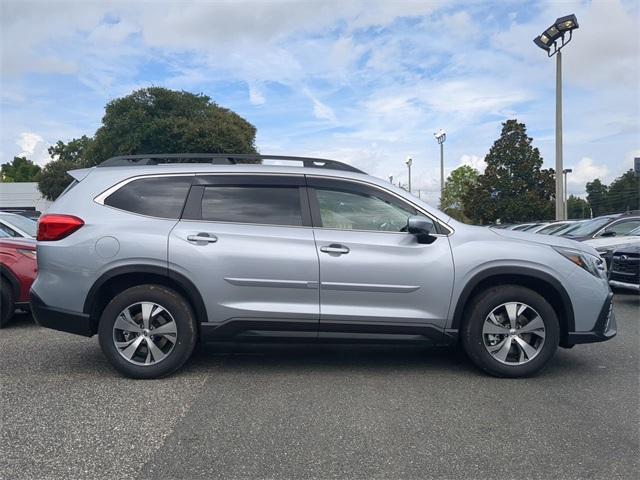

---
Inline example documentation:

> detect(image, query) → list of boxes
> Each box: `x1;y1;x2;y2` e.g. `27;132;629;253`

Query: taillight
37;214;84;241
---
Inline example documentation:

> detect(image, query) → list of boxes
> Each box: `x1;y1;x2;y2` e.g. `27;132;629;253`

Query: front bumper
30;290;94;337
609;279;640;293
566;292;616;345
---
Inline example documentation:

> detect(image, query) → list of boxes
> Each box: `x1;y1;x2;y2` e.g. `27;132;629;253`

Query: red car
0;236;37;326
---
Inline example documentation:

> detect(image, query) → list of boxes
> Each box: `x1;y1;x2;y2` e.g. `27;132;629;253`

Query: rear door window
103;176;193;218
200;185;304;226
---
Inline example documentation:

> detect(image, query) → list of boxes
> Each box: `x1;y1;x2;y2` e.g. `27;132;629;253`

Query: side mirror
407;216;435;243
600;231;616;238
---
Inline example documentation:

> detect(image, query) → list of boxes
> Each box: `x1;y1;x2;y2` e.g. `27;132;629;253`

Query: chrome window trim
93;171;453;235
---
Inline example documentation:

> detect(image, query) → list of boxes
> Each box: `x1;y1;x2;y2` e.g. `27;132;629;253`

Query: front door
306;177;454;339
168;174;320;338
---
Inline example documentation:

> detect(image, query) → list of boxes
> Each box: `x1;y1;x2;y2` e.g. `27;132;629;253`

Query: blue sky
1;0;638;205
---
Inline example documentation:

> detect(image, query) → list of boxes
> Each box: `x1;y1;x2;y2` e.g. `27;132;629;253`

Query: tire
98;284;198;379
1;278;15;328
461;285;560;378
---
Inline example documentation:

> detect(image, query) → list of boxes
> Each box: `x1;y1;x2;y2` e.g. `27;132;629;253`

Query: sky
1;0;638;205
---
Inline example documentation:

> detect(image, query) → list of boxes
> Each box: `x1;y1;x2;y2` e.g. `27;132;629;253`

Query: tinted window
0;214;36;237
315;188;415;232
104;176;193;218
600;219;640;236
201;186;303;226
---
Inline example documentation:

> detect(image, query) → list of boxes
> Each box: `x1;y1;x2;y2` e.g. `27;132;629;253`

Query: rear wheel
461;285;559;377
1;278;15;328
98;285;197;379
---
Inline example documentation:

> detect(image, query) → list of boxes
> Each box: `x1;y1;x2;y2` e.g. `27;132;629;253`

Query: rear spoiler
67;168;93;182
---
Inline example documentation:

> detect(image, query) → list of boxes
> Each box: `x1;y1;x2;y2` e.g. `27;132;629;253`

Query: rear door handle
320;244;350;255
187;233;218;244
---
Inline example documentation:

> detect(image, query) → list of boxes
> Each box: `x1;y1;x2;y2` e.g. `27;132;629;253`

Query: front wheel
461;285;559;378
98;285;197;379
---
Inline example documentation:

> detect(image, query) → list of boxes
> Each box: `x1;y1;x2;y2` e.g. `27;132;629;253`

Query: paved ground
0;294;638;480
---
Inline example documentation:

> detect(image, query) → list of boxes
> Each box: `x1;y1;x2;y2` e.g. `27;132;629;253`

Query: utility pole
434;129;446;200
562;168;572;219
406;157;412;193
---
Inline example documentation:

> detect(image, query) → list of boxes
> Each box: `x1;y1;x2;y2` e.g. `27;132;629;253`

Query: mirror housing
407;216;436;243
600;231;616;238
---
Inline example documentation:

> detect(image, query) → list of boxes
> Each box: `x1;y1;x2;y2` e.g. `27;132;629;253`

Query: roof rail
98;153;365;174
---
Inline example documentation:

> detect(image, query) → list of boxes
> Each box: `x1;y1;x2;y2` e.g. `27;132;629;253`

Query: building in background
0;183;51;213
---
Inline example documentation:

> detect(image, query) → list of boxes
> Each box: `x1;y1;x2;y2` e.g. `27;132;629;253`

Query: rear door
306;176;454;339
168;174;320;338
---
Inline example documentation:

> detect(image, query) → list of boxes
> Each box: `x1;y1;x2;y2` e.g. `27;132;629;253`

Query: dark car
0;237;37;326
562;212;640;242
609;244;640;294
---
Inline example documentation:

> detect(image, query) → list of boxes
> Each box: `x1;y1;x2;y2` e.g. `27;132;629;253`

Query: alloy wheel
482;302;546;365
112;302;178;366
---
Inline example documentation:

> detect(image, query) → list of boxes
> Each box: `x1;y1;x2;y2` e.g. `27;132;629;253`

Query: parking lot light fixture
406;157;412;193
533;14;578;221
434;129;446;200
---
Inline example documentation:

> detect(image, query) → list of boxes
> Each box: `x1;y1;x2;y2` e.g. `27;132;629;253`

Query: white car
584;226;640;264
0;212;37;238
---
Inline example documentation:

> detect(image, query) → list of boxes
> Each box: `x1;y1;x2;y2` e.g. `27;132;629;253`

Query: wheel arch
451;267;575;347
0;265;21;300
83;265;208;334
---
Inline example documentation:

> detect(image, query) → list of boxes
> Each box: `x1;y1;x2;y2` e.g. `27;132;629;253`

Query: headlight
552;246;607;279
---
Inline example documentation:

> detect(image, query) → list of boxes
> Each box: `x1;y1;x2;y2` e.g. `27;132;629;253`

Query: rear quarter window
103;176;193;218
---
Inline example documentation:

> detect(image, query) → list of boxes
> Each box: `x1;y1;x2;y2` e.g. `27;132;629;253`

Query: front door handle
320;244;350;255
187;233;218;244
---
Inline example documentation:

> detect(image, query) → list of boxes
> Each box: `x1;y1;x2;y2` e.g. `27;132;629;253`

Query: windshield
564;217;613;238
0;214;37;237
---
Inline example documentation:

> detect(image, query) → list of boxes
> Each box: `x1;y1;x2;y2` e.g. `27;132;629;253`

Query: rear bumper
566;293;616;345
609;280;639;293
30;290;93;337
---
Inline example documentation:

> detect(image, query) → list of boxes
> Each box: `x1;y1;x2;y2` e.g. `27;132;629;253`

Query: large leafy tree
86;87;257;163
567;195;589;219
38;136;93;200
439;165;479;222
606;169;639;213
462;119;555;224
38;87;258;200
585;178;609;217
1;156;41;182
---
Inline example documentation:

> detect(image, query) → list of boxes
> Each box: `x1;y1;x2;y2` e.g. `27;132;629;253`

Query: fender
450;266;575;332
83;264;208;323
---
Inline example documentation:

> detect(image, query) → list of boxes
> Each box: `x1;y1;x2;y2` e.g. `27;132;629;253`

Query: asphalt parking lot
1;294;638;480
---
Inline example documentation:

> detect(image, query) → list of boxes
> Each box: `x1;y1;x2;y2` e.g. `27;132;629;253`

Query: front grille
610;255;640;283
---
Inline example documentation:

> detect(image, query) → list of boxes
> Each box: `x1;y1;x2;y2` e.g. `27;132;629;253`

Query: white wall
0;182;51;212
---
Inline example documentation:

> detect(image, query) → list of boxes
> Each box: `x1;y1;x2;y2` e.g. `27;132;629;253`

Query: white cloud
16;132;48;165
566;157;609;193
248;84;266;105
458;154;485;173
303;89;336;122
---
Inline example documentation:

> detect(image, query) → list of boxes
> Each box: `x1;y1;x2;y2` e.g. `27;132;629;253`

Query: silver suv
30;154;616;379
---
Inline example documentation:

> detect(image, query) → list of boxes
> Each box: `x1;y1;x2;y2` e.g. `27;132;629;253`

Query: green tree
439;165;479;222
462;119;555;224
585;178;609;217
86;87;257;163
38;87;258;200
1;156;41;182
567;195;589;219
606;169;639;213
38;136;93;200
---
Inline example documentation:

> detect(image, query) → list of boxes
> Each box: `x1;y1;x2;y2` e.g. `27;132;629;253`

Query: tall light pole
434;129;446;200
406;157;412;193
563;168;572;219
388;174;394;184
534;14;579;221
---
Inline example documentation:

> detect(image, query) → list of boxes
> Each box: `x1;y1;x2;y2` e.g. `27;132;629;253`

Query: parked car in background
0;237;37;326
562;212;640;242
31;154;615;379
608;244;640;293
550;220;586;236
508;223;542;231
0;212;37;238
584;226;640;268
533;221;576;235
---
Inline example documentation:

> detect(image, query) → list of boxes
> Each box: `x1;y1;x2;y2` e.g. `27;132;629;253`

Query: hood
613;243;640;255
584;236;640;249
490;227;599;256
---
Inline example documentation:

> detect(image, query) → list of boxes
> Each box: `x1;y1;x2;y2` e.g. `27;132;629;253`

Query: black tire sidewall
461;285;560;378
1;278;15;327
98;284;197;379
